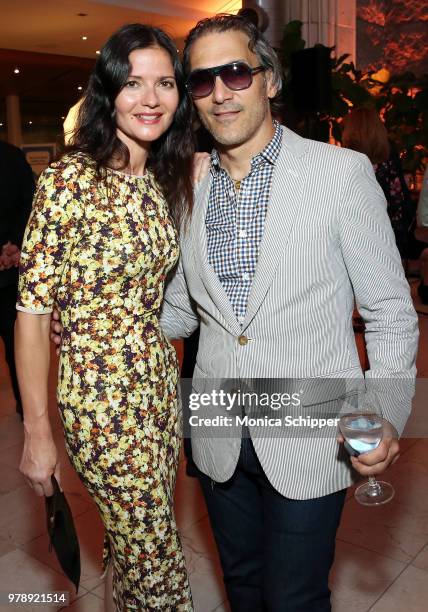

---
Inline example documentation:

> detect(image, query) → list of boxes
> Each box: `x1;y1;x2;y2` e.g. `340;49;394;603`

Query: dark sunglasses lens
221;63;252;90
188;71;214;97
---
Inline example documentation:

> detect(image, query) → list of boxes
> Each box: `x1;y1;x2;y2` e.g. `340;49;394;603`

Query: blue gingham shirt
206;121;282;323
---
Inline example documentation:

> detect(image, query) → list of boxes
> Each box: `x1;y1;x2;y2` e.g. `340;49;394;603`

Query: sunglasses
186;61;265;99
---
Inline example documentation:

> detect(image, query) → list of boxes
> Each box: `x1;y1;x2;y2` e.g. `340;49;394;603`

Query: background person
342;106;414;259
415;165;428;303
0;139;34;418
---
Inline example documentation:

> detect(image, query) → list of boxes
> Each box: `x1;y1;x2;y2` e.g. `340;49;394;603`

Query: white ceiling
0;0;241;58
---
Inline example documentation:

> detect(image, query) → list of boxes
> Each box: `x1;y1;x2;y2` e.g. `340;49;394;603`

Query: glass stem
367;476;382;497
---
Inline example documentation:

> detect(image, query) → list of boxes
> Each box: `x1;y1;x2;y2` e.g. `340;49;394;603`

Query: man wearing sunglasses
160;13;418;612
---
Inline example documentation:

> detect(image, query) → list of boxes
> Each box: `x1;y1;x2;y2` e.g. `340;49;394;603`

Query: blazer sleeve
0;144;35;248
338;153;419;434
160;256;200;340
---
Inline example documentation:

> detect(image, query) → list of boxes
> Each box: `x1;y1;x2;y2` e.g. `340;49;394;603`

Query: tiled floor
0;276;427;611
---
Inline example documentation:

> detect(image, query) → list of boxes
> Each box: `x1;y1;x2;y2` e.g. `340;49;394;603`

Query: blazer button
238;335;248;346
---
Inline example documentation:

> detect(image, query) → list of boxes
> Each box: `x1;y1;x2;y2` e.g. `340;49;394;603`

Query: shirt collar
210;120;282;174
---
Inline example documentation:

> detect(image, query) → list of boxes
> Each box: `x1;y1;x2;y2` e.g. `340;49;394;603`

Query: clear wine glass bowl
339;412;395;506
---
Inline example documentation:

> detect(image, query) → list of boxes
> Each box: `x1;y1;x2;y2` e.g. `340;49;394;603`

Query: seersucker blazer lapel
191;174;242;335
242;126;309;328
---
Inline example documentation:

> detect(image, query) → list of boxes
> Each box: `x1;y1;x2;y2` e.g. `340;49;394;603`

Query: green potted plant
279;20;428;175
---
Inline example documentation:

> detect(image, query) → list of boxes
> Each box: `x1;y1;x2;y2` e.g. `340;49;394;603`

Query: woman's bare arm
15;311;60;497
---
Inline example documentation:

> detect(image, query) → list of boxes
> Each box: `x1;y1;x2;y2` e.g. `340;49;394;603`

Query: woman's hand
20;426;60;497
50;309;63;355
192;152;211;187
15;311;59;497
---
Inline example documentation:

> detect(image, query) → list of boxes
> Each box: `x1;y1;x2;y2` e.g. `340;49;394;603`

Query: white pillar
6;94;23;147
242;0;356;61
242;0;286;48
283;0;356;62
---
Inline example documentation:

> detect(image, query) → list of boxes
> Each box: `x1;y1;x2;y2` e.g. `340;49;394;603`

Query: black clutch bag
45;475;81;592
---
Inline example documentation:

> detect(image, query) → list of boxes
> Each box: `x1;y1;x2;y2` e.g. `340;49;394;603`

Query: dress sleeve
16;163;82;314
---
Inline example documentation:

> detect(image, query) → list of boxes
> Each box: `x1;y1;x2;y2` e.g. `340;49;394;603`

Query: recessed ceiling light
28;121;33;125
14;67;20;74
78;86;83;91
96;50;101;55
82;36;88;41
61;116;65;120
0;123;3;127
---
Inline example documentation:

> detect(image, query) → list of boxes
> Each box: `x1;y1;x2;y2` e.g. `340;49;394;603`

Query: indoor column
6;94;22;147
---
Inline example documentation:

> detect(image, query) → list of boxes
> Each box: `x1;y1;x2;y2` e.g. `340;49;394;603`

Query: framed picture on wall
21;143;56;178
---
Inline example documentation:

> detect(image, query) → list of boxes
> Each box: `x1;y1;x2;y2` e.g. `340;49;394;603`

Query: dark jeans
0;284;21;410
197;437;346;612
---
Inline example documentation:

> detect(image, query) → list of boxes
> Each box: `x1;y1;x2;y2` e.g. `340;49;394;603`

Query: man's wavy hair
67;23;195;225
183;14;283;113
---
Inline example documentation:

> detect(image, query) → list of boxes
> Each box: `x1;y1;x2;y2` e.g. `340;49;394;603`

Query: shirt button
239;229;247;238
242;272;250;281
238;335;248;346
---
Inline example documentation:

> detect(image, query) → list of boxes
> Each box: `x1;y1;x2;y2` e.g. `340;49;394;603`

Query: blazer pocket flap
299;376;364;408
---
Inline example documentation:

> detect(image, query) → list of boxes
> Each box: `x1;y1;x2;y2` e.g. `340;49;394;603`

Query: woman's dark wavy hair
67;23;195;224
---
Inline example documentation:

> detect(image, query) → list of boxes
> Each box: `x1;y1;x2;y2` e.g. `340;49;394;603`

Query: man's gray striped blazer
160;125;419;500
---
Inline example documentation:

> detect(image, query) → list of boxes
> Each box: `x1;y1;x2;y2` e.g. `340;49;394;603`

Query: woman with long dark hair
15;23;194;610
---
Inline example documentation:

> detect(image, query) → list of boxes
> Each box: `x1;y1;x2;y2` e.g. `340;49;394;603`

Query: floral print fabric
17;153;192;610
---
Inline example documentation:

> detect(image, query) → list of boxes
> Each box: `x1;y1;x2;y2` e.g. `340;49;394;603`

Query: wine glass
339;408;395;506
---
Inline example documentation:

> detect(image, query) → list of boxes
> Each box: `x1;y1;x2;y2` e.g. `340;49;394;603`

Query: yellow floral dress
17;153;193;611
